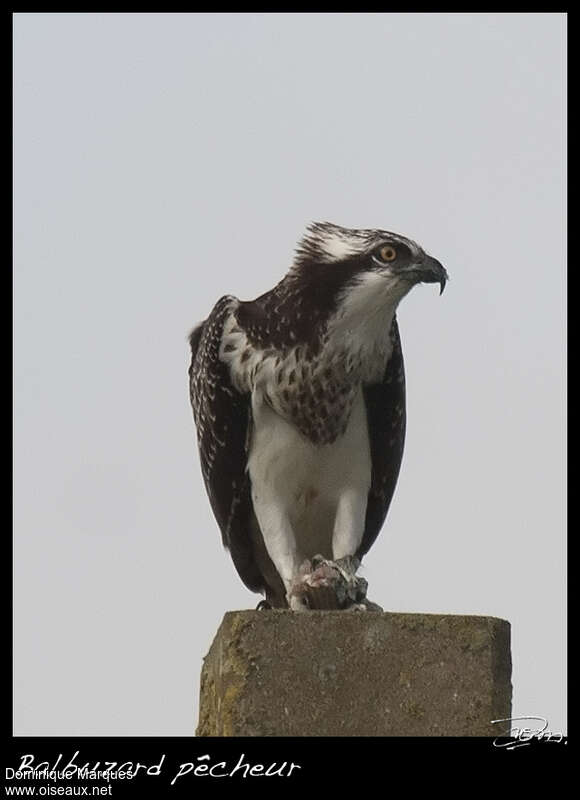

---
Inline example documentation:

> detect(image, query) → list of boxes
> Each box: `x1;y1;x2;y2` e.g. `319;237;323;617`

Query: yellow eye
379;245;397;262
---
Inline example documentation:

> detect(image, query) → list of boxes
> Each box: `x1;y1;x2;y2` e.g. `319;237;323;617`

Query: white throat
324;271;408;378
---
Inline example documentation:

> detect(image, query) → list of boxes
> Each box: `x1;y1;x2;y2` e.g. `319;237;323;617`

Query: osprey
188;222;447;610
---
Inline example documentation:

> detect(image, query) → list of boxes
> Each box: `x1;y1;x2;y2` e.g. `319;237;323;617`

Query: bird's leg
250;487;306;609
286;490;383;610
300;488;380;611
332;488;367;561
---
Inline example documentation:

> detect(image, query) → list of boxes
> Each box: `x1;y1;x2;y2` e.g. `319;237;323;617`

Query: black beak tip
427;258;448;296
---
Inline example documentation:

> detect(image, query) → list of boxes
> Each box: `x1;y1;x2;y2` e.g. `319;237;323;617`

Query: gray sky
13;12;566;735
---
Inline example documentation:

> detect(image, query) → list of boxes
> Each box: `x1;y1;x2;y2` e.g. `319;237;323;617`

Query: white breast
247;387;372;560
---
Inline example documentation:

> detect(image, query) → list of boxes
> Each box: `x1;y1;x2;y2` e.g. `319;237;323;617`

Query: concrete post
197;610;512;737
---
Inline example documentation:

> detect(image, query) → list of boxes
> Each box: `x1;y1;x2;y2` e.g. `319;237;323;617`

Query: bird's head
292;222;448;308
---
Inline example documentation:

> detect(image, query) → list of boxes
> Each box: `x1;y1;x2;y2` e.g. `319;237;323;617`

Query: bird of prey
188;222;447;610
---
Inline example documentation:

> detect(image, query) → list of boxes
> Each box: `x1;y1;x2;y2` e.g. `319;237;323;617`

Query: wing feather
188;296;265;593
358;317;406;559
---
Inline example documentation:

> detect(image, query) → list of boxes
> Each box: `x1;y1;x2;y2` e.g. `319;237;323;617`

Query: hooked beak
405;254;448;295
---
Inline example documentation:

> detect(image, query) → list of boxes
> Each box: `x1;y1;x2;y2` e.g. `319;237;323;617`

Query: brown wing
357;317;406;559
188;296;265;594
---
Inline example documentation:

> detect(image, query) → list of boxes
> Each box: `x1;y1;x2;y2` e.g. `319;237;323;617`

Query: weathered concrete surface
196;610;512;737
